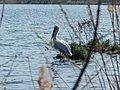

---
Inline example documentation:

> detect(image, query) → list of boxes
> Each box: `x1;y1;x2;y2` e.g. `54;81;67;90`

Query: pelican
51;26;72;57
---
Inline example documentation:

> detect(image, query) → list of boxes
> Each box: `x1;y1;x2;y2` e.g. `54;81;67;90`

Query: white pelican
51;26;72;57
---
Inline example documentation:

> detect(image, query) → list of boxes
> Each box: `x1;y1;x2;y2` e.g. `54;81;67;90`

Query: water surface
0;4;119;90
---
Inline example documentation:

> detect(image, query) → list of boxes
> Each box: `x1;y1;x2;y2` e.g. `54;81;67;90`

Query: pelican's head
51;26;59;40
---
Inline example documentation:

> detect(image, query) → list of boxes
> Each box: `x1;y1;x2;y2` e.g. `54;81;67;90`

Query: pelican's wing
54;39;72;56
59;39;71;49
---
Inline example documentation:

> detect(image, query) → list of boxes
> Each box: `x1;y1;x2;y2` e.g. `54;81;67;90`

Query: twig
0;0;5;27
72;0;101;90
0;52;22;88
26;56;36;90
59;5;78;41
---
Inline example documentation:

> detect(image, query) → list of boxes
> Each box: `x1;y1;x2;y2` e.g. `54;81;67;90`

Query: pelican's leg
60;52;62;56
55;52;64;59
59;54;68;63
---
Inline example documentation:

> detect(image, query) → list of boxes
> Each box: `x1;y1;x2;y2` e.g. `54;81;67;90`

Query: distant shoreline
0;1;120;5
0;3;119;5
0;0;119;5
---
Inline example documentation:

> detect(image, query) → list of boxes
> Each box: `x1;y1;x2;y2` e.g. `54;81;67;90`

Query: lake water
0;4;119;90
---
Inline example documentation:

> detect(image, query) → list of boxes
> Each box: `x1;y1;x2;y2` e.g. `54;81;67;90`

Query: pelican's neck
51;29;58;40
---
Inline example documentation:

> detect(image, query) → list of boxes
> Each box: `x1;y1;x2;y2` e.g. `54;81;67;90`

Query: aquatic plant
102;39;110;48
86;38;120;53
71;42;88;60
109;44;120;54
87;38;100;52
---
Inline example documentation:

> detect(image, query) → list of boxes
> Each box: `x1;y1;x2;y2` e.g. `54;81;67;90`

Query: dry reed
38;65;53;90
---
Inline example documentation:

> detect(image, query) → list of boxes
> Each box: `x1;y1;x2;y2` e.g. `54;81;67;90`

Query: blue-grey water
0;4;119;90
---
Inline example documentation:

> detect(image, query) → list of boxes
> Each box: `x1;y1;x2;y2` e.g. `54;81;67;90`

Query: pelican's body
51;26;72;57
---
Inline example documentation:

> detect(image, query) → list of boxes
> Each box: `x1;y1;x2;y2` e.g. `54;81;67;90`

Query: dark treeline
0;0;119;4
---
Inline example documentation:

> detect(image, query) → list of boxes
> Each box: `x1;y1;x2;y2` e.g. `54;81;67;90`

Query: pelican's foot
55;54;64;59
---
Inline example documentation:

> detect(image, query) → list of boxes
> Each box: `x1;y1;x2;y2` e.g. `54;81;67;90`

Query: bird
51;26;72;57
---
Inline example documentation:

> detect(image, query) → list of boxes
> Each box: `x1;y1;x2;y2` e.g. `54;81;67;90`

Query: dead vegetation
38;65;53;90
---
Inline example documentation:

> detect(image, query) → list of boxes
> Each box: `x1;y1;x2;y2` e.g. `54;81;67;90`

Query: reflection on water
0;4;119;90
